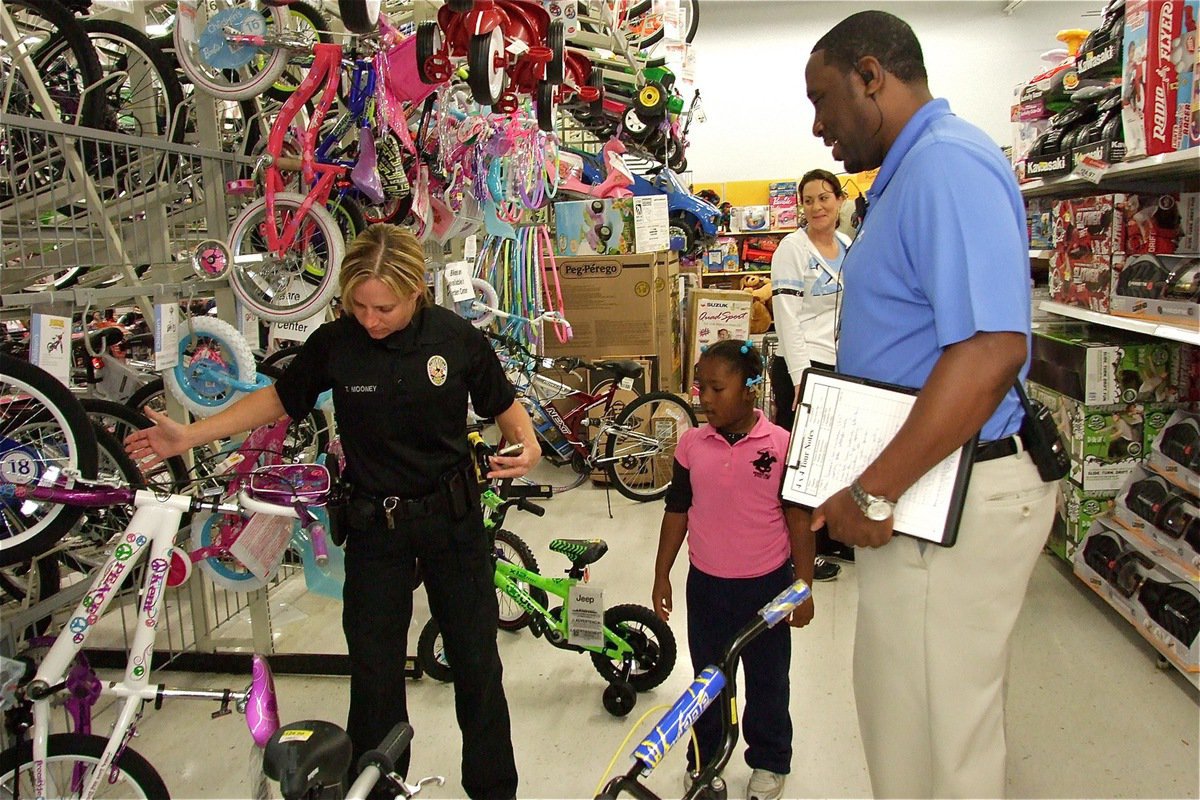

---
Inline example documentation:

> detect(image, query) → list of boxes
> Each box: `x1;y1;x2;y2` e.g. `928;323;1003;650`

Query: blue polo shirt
837;98;1029;441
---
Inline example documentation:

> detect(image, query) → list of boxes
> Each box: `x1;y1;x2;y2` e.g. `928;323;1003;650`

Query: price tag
633;195;670;253
228;513;293;580
464;235;478;263
619;377;635;391
236;299;260;345
444;261;475;303
29;312;71;386
1073;155;1110;185
506;37;529;56
567;583;604;648
154;303;179;371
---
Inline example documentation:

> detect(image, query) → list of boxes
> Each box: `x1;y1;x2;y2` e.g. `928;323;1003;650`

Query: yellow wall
695;169;878;205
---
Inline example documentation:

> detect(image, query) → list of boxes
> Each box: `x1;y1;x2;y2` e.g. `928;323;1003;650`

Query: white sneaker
747;768;786;800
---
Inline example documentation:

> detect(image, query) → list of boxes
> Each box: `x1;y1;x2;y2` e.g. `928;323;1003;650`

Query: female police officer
126;224;539;799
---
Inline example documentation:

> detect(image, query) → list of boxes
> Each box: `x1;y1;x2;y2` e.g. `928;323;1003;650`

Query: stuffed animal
741;274;774;334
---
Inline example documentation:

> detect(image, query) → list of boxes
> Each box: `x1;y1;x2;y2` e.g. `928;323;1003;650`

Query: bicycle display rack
1;113;254;296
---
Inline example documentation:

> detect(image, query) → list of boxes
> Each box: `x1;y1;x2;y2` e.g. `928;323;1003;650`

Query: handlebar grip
310;523;329;567
516;499;546;517
631;666;725;774
758;579;811;628
357;722;414;775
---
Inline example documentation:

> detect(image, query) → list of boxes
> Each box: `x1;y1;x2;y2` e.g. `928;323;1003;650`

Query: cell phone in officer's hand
497;443;525;457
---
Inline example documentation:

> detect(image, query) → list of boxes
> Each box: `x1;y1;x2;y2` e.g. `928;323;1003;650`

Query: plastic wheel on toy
467;28;506;106
417;618;453;682
536;80;557;132
545;19;565;84
590;604;677;691
494;529;540;631
164;316;258;418
668;211;704;258
1;355;99;567
621;105;654;141
633;81;667;123
227;192;344;322
446;0;475;11
173;0;289;101
338;0;381;33
602;680;637;717
416;20;448;84
583;68;605;119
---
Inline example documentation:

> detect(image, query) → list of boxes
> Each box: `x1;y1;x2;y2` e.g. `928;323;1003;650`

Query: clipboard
782;369;977;546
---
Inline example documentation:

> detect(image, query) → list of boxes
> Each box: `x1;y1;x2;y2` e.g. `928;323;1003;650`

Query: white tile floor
37;472;1200;799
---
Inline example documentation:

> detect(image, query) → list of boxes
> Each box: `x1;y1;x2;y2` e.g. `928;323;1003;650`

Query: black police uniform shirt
273;304;516;498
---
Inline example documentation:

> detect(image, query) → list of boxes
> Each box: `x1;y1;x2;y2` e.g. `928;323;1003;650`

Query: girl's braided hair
699;339;764;388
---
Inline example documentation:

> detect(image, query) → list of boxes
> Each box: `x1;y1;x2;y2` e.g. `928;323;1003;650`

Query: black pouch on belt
1016;381;1070;482
440;460;478;521
324;459;352;547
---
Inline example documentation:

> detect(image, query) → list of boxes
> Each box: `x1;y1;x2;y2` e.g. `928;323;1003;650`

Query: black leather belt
976;435;1020;463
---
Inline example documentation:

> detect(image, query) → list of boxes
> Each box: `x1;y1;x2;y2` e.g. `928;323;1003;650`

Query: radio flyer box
1121;0;1197;157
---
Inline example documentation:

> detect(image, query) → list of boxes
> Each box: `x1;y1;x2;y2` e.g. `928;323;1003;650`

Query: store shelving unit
1019;149;1198;198
700;227;796;284
1037;301;1200;345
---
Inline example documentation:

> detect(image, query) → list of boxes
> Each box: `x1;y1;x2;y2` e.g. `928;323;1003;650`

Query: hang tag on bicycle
463;235;478;264
444;261;475;303
228;513;293;580
567;584;604;648
29;312;71;385
154;302;179;371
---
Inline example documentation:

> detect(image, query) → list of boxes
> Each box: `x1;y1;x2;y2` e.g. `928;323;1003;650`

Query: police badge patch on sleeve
426;355;448;386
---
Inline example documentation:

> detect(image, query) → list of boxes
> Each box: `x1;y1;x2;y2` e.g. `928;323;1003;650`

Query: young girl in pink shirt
653;339;816;800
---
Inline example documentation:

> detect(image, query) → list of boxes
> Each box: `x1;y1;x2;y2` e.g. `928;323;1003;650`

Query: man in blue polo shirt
803;11;1056;798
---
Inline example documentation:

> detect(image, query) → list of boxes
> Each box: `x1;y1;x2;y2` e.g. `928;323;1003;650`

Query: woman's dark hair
699;339;763;386
811;10;928;84
799;168;846;199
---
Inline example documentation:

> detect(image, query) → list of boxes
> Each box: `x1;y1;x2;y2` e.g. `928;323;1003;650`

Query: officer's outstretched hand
488;436;540;479
124;407;191;468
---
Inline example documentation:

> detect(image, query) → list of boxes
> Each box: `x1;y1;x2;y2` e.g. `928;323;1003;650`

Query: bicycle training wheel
603;391;696;502
174;0;290;101
163;316;258;418
1;355;99;567
228;192;344;323
0;733;169;799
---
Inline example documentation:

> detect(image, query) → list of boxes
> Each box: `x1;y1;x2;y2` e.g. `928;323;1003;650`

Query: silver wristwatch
850;479;895;522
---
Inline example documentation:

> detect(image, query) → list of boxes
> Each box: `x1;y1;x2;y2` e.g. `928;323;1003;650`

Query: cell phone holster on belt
1016;381;1070;483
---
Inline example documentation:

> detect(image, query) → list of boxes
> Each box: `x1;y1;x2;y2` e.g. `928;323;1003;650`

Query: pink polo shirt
674;409;792;579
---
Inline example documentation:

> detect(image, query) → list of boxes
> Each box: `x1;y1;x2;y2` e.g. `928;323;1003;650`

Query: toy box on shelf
702;236;739;272
1050;478;1118;561
1110;462;1200;576
1028;381;1146;492
1110;253;1200;329
1146;408;1200;492
1073;519;1199;673
553;195;670;257
731;205;771;233
1121;0;1199;158
685;289;753;404
1028;321;1183;406
767;182;799;231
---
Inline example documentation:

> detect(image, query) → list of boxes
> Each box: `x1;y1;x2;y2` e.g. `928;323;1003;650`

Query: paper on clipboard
782;370;975;545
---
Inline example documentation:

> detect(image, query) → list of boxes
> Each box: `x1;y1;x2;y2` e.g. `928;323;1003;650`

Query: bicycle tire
5;0;105;127
494;528;539;631
604;391;696;502
81;398;189;493
163;316;258;418
339;0;382;34
266;0;331;102
174;0;290;101
0;355;99;568
228;192;344;322
126;376;168;416
0;732;169;799
190;511;272;592
589;603;676;691
72;426;143;556
74;19;186;143
416;618;453;682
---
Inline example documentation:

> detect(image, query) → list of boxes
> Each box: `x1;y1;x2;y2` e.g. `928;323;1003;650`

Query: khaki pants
853;449;1055;798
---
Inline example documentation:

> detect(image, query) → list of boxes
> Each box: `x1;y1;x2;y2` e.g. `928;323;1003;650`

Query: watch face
866;500;892;521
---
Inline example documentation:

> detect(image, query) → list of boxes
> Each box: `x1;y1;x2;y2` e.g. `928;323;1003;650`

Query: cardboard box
1110;253;1200;329
1110;463;1200;575
1028;382;1146;492
553;196;669;256
1146;408;1200;492
1049;250;1112;312
702;237;739;272
1054;195;1120;256
1117;192;1200;254
768;182;799;230
1121;0;1196;157
1050;479;1118;561
655;257;683;393
685;289;753;402
543;252;671;359
1030;322;1181;404
732;205;771;232
1027;197;1054;249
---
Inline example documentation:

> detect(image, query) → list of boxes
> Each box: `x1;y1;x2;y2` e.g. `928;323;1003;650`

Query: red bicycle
488;332;697;500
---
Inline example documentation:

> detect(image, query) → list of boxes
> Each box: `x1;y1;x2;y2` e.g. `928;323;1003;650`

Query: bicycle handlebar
345;723;415;800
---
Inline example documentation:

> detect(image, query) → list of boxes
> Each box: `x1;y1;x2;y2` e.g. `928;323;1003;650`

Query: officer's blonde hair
339;224;429;313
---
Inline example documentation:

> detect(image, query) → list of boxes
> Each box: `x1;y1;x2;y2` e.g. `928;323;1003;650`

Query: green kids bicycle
418;437;677;717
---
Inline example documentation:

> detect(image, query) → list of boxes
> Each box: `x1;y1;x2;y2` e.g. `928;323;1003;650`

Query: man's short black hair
811;10;928;84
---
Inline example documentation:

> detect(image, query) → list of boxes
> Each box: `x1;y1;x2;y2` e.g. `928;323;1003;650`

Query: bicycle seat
549;538;608;567
594;360;644;381
263;719;352;800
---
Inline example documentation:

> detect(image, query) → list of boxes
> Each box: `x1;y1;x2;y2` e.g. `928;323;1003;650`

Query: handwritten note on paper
782;373;974;544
